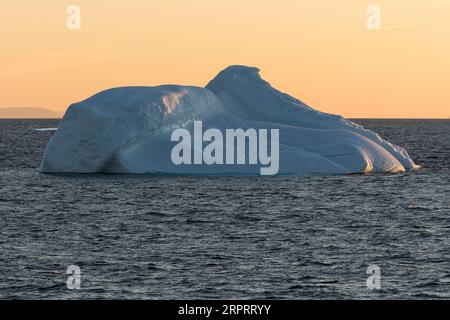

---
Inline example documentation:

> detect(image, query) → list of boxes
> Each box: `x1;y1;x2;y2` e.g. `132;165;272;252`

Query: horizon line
1;117;449;120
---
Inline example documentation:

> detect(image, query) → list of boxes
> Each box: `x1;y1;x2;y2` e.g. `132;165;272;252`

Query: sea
0;119;449;299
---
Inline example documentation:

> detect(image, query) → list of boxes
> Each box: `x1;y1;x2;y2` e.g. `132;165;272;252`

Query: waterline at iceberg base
40;65;419;175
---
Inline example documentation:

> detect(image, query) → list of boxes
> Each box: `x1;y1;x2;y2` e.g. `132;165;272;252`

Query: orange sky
1;0;449;118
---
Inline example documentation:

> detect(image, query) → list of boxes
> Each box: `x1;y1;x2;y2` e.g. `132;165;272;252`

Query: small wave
32;128;57;132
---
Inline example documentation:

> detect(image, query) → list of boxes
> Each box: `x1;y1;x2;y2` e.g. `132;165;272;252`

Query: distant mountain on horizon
0;107;63;119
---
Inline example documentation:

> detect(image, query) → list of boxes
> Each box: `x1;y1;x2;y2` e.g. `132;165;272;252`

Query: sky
0;0;449;118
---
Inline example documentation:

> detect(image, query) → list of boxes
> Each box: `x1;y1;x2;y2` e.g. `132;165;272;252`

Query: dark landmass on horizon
0;107;63;119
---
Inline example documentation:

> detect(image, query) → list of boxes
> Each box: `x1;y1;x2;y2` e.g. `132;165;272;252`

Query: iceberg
40;65;419;175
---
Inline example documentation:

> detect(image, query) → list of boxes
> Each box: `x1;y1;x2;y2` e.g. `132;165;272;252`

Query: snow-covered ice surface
40;66;418;175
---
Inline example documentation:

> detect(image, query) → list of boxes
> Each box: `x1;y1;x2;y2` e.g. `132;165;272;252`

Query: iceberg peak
208;65;262;80
206;65;265;90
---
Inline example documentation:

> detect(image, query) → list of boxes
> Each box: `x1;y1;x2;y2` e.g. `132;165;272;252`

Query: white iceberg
40;65;419;175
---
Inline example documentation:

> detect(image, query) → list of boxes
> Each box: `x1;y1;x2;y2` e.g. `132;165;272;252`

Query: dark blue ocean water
0;119;449;299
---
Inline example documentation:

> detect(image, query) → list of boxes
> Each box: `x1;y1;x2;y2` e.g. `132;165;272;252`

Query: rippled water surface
0;119;449;299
